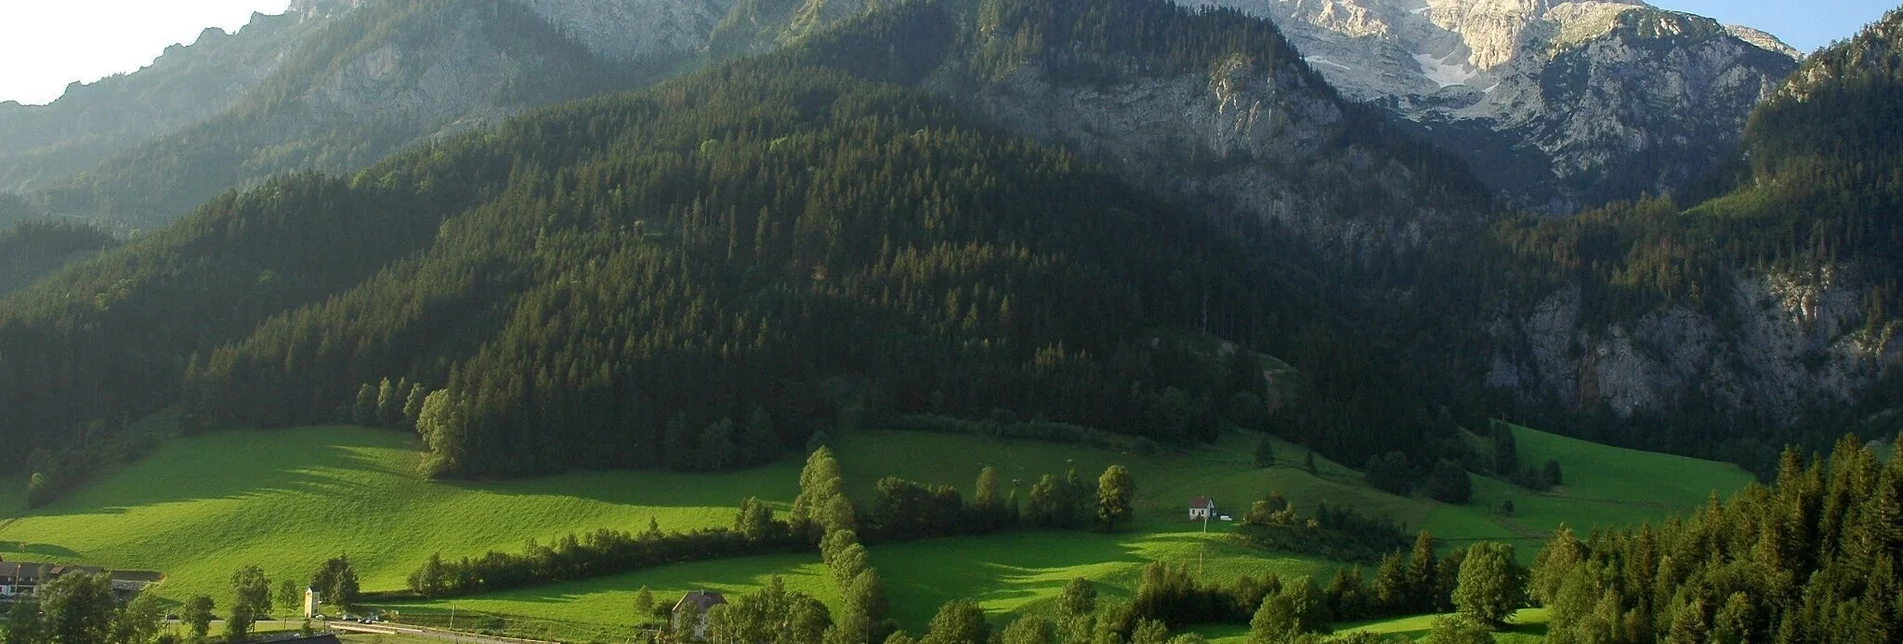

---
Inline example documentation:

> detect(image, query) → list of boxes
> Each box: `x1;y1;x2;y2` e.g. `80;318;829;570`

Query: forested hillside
10;0;1903;493
0;220;117;295
0;0;1512;488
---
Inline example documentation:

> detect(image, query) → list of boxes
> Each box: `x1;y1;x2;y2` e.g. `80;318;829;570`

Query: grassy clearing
0;426;798;606
833;425;1751;560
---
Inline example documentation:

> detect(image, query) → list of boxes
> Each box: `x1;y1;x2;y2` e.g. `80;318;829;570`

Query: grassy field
834;425;1753;558
0;421;1750;637
0;426;799;607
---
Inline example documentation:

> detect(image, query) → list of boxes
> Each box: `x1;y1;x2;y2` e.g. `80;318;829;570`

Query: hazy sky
0;0;1895;106
0;0;292;106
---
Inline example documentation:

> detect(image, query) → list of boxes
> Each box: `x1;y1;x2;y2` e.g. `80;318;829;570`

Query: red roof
1190;496;1214;508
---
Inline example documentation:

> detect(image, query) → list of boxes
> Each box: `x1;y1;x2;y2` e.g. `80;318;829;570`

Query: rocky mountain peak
1178;0;1799;211
1725;24;1800;59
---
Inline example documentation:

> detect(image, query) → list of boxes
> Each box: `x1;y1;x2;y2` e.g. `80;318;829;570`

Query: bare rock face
934;51;1484;264
1177;0;1800;212
515;0;736;60
1488;267;1899;421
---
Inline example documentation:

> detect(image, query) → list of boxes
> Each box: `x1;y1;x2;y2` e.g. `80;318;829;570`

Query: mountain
0;0;1507;490
0;12;317;200
1179;0;1801;212
781;0;1497;263
0;0;726;232
1475;7;1903;466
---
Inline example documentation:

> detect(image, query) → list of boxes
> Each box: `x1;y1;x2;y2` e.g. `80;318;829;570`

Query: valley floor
0;424;1749;640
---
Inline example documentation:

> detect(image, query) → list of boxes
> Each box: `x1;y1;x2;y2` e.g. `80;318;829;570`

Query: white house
1189;496;1216;520
304;586;323;618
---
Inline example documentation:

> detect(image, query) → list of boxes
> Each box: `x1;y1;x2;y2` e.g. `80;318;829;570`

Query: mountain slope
786;0;1496;262
0;0;1517;488
1181;0;1800;212
1474;8;1903;467
0;12;320;196
24;0;659;229
4;55;1406;484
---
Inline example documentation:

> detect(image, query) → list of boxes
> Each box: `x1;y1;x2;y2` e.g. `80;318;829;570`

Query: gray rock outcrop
1178;0;1801;212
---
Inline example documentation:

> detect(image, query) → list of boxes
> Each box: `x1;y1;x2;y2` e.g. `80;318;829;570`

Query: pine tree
1406;530;1438;612
1254;436;1276;468
1451;542;1521;626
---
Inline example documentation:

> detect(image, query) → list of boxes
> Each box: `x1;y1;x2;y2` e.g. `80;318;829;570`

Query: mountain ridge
1181;0;1800;212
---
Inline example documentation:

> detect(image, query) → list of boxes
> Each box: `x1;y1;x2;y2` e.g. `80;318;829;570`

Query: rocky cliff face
1488;267;1897;422
515;0;735;60
936;55;1479;262
1179;0;1800;212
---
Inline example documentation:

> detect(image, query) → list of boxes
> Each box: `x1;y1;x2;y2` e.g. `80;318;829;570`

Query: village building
672;590;728;641
0;558;161;597
1189;496;1217;521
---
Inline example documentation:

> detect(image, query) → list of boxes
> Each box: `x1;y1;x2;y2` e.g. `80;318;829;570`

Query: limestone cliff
1488;267;1897;423
1179;0;1800;212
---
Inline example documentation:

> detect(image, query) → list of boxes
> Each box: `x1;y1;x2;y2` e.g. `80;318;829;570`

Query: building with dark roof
0;558;159;597
672;590;729;640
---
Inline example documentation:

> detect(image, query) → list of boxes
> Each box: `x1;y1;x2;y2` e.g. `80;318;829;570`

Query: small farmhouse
1189;496;1216;520
0;561;102;597
0;559;161;597
672;590;729;641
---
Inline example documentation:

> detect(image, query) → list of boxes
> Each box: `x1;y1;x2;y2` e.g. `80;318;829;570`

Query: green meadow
0;422;1751;637
0;426;797;606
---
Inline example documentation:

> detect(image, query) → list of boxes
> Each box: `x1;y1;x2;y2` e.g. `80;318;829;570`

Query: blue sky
0;0;1896;105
